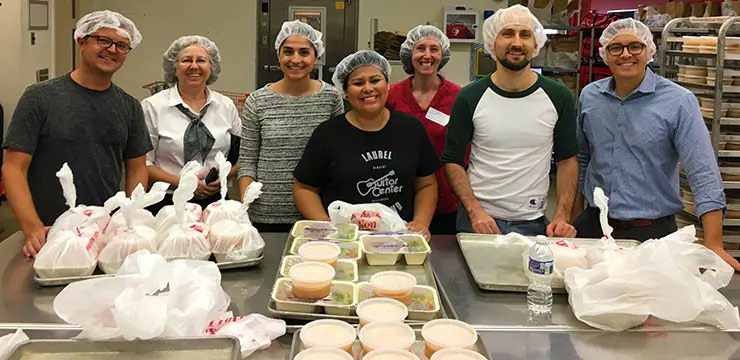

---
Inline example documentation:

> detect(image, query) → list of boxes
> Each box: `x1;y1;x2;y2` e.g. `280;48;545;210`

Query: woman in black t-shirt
293;50;439;239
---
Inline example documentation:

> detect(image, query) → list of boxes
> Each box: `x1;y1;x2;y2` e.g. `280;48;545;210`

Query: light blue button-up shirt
578;67;725;220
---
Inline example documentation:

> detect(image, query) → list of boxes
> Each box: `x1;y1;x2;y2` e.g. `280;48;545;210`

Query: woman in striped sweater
238;20;344;232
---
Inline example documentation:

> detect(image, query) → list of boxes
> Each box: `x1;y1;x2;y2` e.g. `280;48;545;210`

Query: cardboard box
550;36;580;53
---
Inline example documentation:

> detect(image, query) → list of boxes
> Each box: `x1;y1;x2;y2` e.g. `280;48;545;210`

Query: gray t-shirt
3;74;152;225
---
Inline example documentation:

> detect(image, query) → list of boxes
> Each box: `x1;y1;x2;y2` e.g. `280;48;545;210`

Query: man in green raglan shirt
442;5;579;237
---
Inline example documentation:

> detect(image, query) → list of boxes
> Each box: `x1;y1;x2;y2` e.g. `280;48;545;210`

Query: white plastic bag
206;313;286;358
328;200;407;232
583;187;634;267
48;163;113;239
202;152;262;226
0;329;28;358
153;203;203;241
106;182;169;234
565;226;740;331
525;238;588;288
99;226;158;274
209;219;265;262
34;229;100;279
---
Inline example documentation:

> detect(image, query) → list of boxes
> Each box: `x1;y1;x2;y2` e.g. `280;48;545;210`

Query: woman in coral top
387;25;464;234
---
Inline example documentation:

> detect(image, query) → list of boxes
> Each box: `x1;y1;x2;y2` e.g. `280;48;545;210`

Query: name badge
425;107;450;127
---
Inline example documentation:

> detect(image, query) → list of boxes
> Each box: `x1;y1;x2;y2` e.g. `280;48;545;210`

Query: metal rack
660;16;740;257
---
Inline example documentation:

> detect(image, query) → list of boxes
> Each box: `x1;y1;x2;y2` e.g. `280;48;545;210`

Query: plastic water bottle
527;235;553;315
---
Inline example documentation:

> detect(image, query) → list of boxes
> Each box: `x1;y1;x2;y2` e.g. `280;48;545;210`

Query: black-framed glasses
606;42;645;57
84;35;132;54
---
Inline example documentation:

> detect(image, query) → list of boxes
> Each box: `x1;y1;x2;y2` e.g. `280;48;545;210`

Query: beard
497;55;530;71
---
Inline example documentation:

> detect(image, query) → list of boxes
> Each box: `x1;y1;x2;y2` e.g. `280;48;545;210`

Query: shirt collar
168;84;213;110
600;66;657;98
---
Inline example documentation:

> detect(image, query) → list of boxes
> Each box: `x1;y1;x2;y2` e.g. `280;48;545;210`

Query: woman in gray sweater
238;20;344;232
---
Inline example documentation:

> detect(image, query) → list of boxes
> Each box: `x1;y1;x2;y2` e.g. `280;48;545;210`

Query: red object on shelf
580;65;612;88
446;23;474;39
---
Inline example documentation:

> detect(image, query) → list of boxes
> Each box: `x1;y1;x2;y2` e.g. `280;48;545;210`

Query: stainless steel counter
0;232;739;359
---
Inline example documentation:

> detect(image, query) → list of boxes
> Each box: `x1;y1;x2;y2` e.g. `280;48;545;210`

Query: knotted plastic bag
328;200;407;232
106;182;169;234
34;229;99;279
202;152;264;226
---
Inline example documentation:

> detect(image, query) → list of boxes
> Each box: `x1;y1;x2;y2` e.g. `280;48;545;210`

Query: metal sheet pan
456;233;640;293
267;234;454;323
34;255;263;286
2;336;240;360
287;328;491;360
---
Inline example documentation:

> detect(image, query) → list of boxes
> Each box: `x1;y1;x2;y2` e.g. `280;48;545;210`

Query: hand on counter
406;221;430;241
22;226;50;257
546;218;577;238
469;207;500;234
708;245;740;272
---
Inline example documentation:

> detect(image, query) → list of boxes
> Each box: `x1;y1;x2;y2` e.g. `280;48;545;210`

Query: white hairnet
162;35;222;85
482;5;547;57
399;25;451;75
332;50;392;97
598;18;656;64
73;10;142;50
275;20;325;58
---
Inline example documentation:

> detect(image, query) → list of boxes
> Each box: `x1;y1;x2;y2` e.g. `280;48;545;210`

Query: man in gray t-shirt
2;11;152;257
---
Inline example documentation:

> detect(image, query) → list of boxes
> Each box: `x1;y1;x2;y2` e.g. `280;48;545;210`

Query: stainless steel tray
456;233;640;293
2;336;240;360
34;255;263;286
288;328;491;359
267;234;456;323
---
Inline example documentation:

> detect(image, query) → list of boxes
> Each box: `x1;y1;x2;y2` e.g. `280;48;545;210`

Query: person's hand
22;226;51;257
407;221;430;241
194;177;220;199
469;207;500;234
547;219;577;238
707;245;740;271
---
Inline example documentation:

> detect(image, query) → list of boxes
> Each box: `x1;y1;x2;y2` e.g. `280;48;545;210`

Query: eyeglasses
85;35;132;54
606;42;645;57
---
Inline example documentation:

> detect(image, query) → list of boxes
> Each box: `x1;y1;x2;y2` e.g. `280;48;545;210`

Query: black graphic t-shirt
294;110;440;221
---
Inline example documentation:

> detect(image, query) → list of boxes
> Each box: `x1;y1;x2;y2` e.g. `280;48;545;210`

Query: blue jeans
456;205;548;236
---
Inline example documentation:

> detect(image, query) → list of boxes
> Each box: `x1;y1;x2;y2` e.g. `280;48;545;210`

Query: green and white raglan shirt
441;74;578;221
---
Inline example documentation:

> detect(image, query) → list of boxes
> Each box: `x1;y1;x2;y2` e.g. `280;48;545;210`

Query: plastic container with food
291;238;362;262
370;271;417;305
358;321;416;354
291;220;359;240
358;282;441;321
678;65;707;77
294;347;355;360
280;256;358;282
289;261;336;299
356;298;409;327
364;349;422;360
298;241;341;266
300;319;357;353
430;348;488;360
421;319;479;358
272;278;356;315
361;234;431;265
706;76;733;86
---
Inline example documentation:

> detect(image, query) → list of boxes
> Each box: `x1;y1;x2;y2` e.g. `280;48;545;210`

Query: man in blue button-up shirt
572;18;739;270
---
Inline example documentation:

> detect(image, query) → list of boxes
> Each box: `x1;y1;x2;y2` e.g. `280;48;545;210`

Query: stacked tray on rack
268;221;455;324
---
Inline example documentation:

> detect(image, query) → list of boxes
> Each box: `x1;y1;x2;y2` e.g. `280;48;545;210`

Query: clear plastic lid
356;298;408;323
359;321;415;351
300;319;356;348
294;347;354;360
364;348;422;360
422;319;478;349
429;348;487;360
298;241;341;261
289;261;336;283
369;271;417;291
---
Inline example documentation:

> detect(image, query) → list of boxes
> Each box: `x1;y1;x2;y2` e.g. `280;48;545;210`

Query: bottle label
528;258;554;275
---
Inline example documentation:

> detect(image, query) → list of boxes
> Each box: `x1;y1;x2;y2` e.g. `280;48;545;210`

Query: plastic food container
358;282;441;321
280;256;358;282
289;261;336;299
298;241;341;266
430;348;488;360
294;347;355;360
356;298;409;327
363;349;422;360
421;319;478;359
370;271;417;305
678;65;707;77
300;319;357;353
291;220;359;240
359;321;416;354
361;234;431;265
272;278;356;315
291;238;362;261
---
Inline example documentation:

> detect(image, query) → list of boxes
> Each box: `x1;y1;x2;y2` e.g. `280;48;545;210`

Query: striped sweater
239;82;344;224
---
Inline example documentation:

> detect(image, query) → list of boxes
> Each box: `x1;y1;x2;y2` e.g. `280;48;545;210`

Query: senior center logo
356;170;403;197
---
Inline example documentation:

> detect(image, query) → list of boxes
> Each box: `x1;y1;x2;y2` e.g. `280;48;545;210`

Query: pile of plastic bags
328;200;407;232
